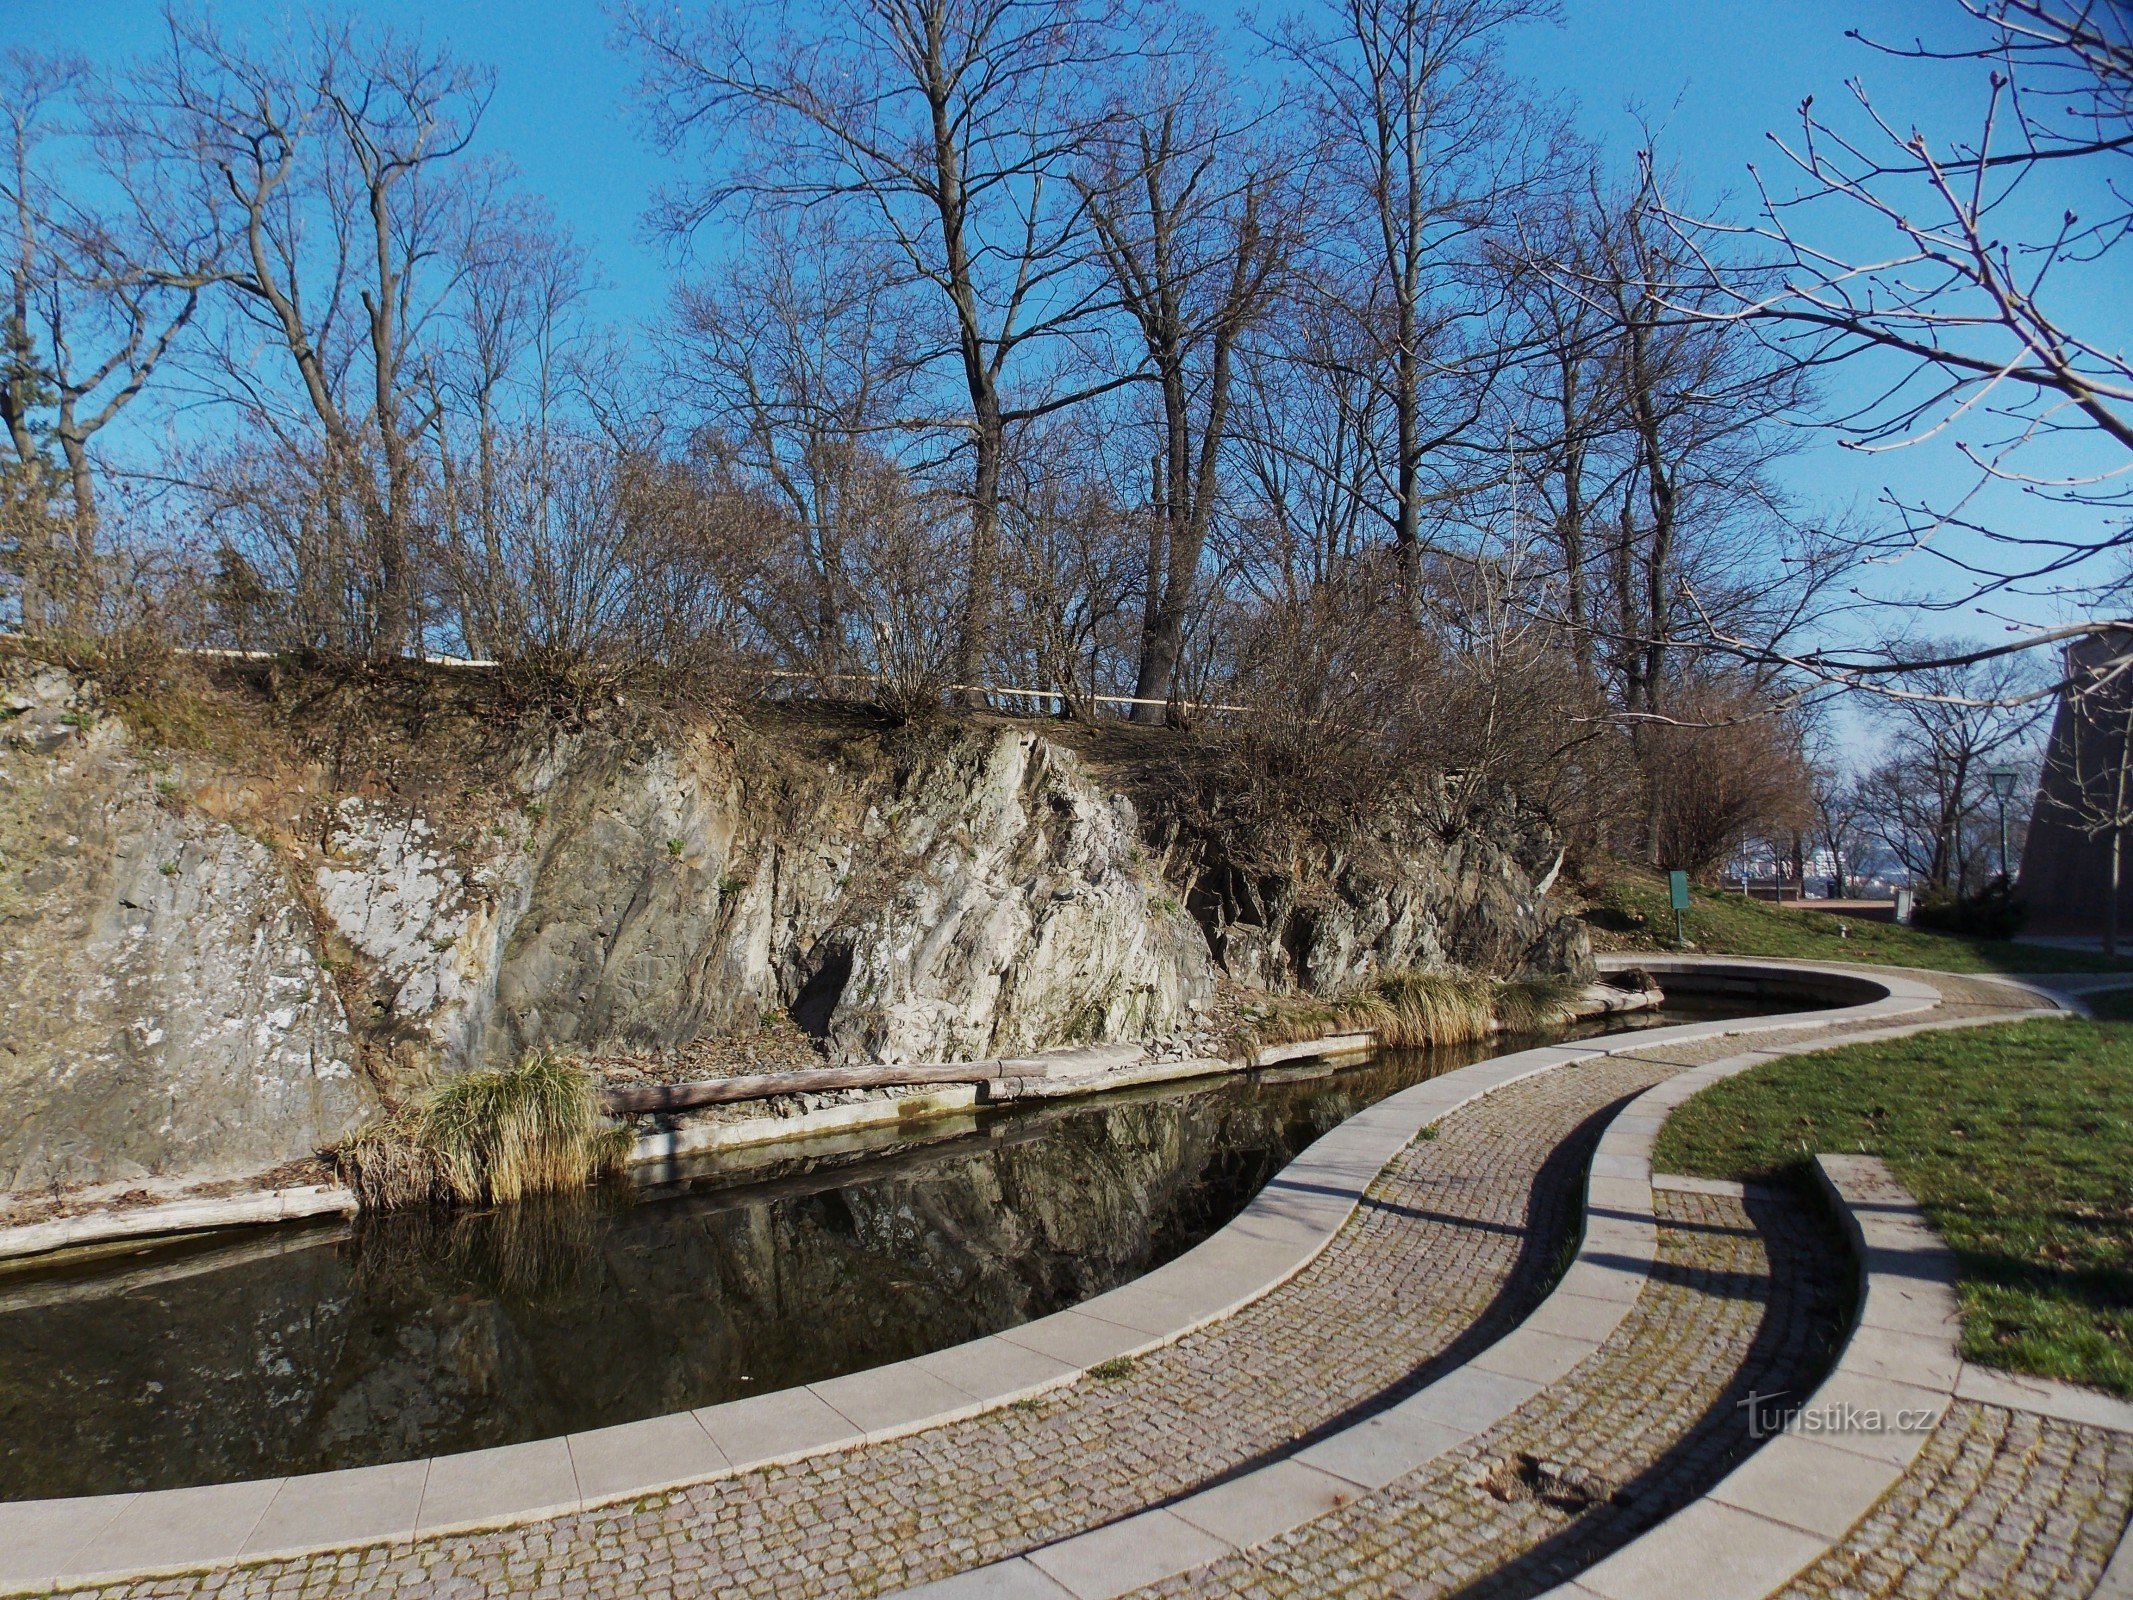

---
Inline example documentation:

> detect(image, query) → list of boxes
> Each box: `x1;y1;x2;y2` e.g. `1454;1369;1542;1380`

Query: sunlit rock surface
0;665;1586;1187
0;669;369;1189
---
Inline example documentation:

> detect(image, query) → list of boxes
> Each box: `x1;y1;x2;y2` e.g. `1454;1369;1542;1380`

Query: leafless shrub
1636;675;1814;878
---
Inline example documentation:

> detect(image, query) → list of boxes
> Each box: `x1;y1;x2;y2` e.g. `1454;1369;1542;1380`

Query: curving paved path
1128;1180;1847;1600
17;963;2110;1600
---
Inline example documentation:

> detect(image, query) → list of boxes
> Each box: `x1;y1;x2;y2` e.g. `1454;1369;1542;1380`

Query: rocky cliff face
1179;796;1588;991
0;669;369;1190
0;665;1587;1188
314;720;1215;1075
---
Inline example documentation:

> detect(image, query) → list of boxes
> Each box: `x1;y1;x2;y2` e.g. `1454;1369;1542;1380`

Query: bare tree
664;213;920;691
1500;181;1620;684
625;0;1148;698
1;47;213;629
1638;672;1815;878
1601;179;1816;724
1807;746;1876;896
1077;52;1293;721
1226;308;1384;600
1854;643;2044;891
996;422;1143;714
120;14;498;658
1274;0;1557;583
1652;1;2133;697
430;192;595;661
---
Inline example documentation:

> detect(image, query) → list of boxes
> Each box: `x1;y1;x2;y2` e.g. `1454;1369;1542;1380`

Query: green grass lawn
1655;1017;2133;1396
1582;868;2133;975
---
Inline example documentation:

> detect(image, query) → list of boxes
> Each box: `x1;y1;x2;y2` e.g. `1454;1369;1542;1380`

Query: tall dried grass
1232;970;1582;1058
337;1053;630;1211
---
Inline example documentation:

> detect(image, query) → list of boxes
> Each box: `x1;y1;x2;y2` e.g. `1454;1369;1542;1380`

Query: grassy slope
1655;1018;2133;1396
1581;867;2133;975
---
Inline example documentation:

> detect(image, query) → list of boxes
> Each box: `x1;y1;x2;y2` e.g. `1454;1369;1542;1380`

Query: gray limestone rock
0;671;1586;1189
0;675;372;1189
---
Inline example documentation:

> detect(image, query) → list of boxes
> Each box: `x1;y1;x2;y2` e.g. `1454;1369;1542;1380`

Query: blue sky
11;0;2125;651
20;1;1928;351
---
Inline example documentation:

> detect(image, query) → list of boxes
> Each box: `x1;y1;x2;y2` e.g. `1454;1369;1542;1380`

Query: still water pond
0;1003;1770;1500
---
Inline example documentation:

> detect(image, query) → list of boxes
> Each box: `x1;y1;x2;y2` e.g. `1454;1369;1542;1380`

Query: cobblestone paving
1134;1185;1850;1600
1779;1401;2133;1600
62;1052;1685;1600
53;976;2055;1600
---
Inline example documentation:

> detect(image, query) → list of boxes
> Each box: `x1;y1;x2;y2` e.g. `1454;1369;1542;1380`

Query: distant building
2018;627;2133;933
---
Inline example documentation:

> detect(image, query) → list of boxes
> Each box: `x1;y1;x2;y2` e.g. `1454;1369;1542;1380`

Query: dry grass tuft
336;1052;629;1211
1230;969;1582;1058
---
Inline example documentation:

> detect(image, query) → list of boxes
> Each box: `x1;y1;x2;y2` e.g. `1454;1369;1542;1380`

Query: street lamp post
1986;767;2019;882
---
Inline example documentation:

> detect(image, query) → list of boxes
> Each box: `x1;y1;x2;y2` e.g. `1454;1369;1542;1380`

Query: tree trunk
1133;361;1195;724
58;430;96;609
953;402;1003;700
1558;360;1591;684
2111;828;2122;960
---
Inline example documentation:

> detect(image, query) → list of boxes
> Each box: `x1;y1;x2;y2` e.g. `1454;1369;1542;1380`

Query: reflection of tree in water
0;1029;1613;1499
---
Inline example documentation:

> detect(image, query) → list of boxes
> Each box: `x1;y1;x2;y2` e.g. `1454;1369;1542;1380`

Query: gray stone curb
625;980;1654;1171
2099;1516;2133;1600
0;960;1937;1598
895;1038;1707;1600
902;986;2072;1600
1951;1363;2133;1434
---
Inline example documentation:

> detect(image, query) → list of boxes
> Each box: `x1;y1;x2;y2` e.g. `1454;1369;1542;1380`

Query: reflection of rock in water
0;1237;359;1497
0;1050;1456;1500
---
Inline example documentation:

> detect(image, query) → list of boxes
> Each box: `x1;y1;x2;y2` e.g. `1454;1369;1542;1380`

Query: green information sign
1668;870;1689;947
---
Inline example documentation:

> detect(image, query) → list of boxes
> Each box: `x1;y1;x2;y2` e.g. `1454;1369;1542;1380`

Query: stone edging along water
1542;1154;2133;1600
0;959;1943;1596
0;1185;357;1265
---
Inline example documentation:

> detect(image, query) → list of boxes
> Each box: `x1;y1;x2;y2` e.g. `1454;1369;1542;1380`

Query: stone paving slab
1115;991;2086;1600
241;1460;432;1561
1775;1401;2133;1599
87;1479;282;1581
0;1498;133;1593
1541;1156;1964;1599
1954;1360;2133;1434
1543;1142;2133;1600
950;1038;1737;1600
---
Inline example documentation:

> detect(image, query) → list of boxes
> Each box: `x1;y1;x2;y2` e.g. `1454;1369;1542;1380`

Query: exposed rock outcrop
0;663;1588;1188
0;669;370;1190
313;722;1214;1074
1175;790;1590;990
